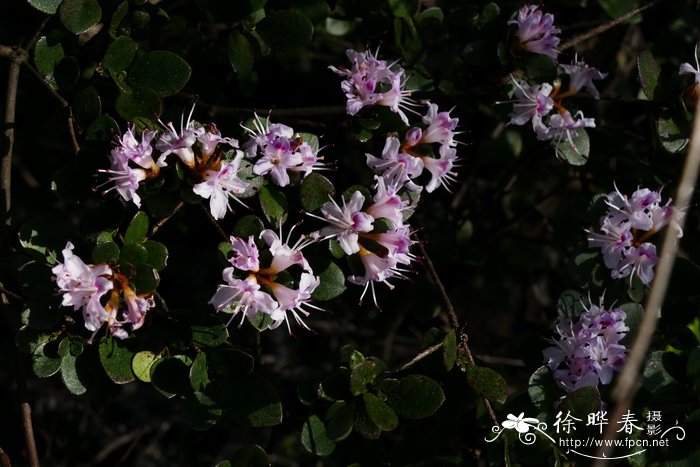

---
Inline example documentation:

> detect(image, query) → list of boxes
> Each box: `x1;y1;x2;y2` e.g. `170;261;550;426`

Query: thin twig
390;342;443;374
2;48;23;226
198;203;228;241
149;201;185;237
559;0;662;51
592;83;700;465
177;94;347;118
417;243;499;427
418;242;460;329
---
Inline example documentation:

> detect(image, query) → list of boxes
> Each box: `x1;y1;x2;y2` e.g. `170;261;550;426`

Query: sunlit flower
156;105;204;168
192;152;249;220
315;191;375;255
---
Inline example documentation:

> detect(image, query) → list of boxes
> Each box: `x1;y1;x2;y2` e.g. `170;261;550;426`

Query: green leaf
18;216;72;264
325;400;354;441
120;243;148;266
86;115;120;141
191;320;229;347
229;445;269;467
257;10;314;51
556;386;600;419
116;87;161;120
642;351;685;397
232;215;264;239
55;56;80;89
619;302;643;345
32;338;62;378
103;36;138;75
59;0;102;34
638;51;660;100
109;1;129;38
552;129;590;166
206;347;254;376
258;184;288;226
389;0;418;18
98;336;136;384
132;350;158;382
127;51;191;96
227;31;255;75
311;260;346;301
598;0;642;24
467;365;508;404
301;415;335;456
150;357;191;398
557;290;584;319
72;87;101;129
210;374;283;427
382;374;445;419
528;365;558;410
248;311;274;331
61;354;87;395
525;55;557;83
58;336;84;357
362;393;398;431
132;264;160;293
28;0;63;14
657;112;689;154
353;403;381;439
300;173;335;212
144;241;168;271
190;352;210;392
443;330;456;371
350;360;379;396
318;368;351;401
182;391;222;430
34;36;64;87
124;211;149;245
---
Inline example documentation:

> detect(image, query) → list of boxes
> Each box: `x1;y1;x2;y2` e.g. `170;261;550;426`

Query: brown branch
418;242;460;330
2;48;23;226
149;201;185;237
559;0;662;51
592;83;700;465
176;94;346;118
0;284;23;301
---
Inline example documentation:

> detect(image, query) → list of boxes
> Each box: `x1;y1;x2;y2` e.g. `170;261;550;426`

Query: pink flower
112;124;158;170
560;57;607;99
509;5;561;59
348;247;403;307
330;49;415;124
209;269;279;324
365;176;406;228
192;152;250;220
100;139;151;208
266;273;321;333
421;145;459;193
420;103;459;147
366;136;424;190
316;191;375;255
680;45;700;84
52;242;115;336
259;227;312;274
197;123;238;158
230;235;260;271
156;105;204;168
508;79;554;137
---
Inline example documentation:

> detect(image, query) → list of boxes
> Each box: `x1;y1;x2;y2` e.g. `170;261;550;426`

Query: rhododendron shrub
2;1;700;466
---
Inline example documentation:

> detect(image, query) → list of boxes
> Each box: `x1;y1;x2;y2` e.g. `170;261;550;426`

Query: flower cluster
679;45;700;84
209;227;321;333
101;109;332;221
243;114;326;187
587;186;682;285
507;55;606;152
52;242;153;342
101;108;249;219
543;297;628;392
310;177;415;306
508;4;561;59
503;4;606;155
329;48;415;124
367;104;460;193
